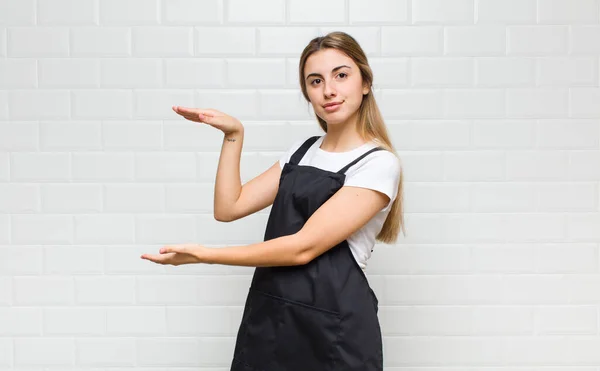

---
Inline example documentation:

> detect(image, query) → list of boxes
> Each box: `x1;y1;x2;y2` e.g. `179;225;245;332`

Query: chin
320;110;354;124
322;117;346;126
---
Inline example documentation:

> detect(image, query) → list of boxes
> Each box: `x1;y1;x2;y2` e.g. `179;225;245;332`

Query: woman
142;31;405;371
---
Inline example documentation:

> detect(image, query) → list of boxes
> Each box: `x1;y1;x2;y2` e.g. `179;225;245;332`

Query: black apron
230;135;384;371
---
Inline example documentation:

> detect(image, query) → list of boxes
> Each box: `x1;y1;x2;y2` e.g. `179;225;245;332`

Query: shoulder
353;148;401;174
344;148;402;206
288;135;321;152
347;150;402;194
279;135;321;168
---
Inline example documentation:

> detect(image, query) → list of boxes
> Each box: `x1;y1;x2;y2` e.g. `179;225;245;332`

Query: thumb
160;245;181;254
197;112;214;124
161;244;196;254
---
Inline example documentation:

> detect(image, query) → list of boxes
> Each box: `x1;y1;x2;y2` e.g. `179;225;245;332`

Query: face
303;48;369;126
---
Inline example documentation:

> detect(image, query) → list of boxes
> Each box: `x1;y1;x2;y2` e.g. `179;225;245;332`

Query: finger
175;108;198;118
174;106;215;117
180;112;206;122
175;110;210;123
160;245;187;254
179;113;198;121
144;251;184;264
183;113;214;125
173;106;194;116
140;253;168;264
173;105;189;115
196;113;213;123
174;105;196;113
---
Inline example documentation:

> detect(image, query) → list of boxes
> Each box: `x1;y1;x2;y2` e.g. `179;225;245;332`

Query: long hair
298;31;405;243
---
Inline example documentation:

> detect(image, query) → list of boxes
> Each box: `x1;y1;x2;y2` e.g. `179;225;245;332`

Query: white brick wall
0;0;599;369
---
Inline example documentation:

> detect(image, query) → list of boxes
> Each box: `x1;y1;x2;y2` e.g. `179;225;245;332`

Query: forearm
199;233;310;267
213;129;244;221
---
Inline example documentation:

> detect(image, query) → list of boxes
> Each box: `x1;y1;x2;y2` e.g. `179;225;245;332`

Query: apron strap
288;136;386;173
336;147;385;174
289;135;320;165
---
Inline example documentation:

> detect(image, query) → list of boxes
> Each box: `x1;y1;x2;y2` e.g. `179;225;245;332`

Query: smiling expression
303;48;370;126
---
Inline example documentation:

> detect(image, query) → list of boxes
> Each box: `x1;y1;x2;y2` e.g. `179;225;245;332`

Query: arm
294;186;389;263
213;128;244;221
171;106;283;222
199;186;390;266
213;125;283;222
214;152;282;223
168;106;267;222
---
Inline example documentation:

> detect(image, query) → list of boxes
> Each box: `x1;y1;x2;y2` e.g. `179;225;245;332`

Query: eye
309;73;347;86
310;72;348;85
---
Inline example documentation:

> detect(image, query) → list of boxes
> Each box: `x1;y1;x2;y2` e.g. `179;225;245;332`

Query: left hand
140;244;205;266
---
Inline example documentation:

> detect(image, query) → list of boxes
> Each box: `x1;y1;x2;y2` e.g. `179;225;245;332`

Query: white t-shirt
278;135;401;270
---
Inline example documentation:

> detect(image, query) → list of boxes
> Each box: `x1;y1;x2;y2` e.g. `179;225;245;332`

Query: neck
320;111;367;152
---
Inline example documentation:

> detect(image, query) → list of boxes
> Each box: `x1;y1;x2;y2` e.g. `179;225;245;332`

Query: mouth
323;101;343;108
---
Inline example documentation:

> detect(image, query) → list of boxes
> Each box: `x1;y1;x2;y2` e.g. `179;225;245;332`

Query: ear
363;84;370;95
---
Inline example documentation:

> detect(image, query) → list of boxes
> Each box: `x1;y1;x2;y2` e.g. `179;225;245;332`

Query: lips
323;102;342;108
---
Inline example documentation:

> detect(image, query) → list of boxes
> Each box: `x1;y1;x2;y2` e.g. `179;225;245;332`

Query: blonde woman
142;31;405;371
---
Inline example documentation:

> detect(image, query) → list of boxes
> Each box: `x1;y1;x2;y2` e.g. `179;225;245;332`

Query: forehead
304;49;355;75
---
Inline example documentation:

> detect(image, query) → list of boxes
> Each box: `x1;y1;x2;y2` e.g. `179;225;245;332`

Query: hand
172;106;244;135
140;243;206;266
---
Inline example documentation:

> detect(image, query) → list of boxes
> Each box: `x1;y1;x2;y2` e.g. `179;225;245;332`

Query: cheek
341;81;364;100
305;88;317;102
345;85;364;104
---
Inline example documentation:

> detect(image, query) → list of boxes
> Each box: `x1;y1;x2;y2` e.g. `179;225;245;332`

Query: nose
323;81;337;98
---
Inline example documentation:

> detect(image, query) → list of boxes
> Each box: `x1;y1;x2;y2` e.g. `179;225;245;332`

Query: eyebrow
305;65;351;80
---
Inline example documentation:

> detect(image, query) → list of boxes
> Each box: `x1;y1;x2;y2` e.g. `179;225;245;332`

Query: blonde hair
298;31;406;243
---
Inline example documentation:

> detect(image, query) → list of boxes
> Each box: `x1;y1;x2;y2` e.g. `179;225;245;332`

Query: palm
172;106;242;134
141;244;200;266
173;106;218;123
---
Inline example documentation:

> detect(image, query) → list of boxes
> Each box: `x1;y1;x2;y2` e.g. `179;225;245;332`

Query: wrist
224;129;243;140
194;245;211;264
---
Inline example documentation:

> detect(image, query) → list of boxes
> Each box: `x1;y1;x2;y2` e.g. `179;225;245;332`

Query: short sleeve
279;137;308;169
343;150;401;210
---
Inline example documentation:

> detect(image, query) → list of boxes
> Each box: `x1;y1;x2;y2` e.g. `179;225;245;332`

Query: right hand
172;106;244;135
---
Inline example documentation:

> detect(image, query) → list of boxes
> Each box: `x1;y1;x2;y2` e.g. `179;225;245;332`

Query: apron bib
230;136;384;371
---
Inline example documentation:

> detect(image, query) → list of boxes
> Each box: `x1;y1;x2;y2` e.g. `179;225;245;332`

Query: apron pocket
234;291;280;370
268;293;341;371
